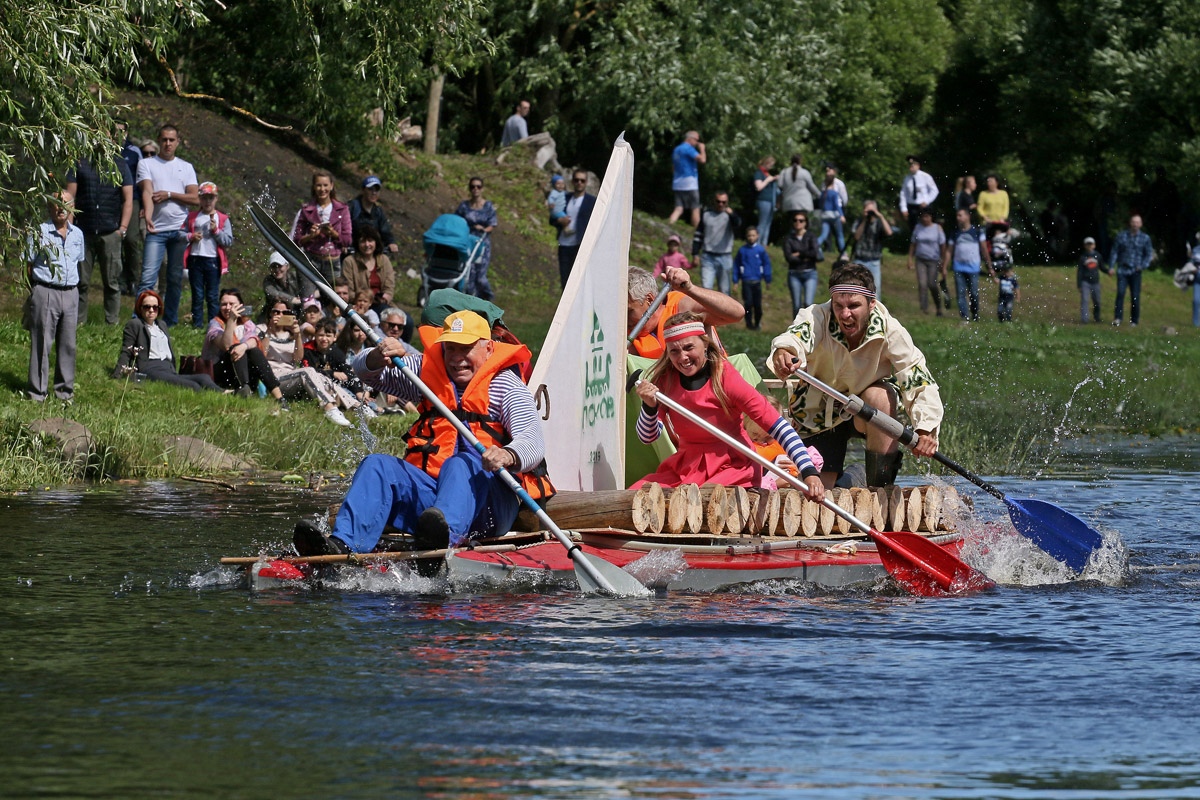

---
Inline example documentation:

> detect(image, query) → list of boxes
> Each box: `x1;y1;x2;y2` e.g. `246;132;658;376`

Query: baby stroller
990;229;1014;272
417;214;488;308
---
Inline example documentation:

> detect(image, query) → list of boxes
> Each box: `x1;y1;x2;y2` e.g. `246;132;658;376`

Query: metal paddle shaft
632;376;991;597
789;365;1104;572
248;202;646;597
627;283;671;344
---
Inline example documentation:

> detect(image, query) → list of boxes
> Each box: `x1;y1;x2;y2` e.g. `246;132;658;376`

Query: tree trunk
424;69;444;155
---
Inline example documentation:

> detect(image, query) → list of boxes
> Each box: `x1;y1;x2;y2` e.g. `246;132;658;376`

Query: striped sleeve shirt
352;350;546;470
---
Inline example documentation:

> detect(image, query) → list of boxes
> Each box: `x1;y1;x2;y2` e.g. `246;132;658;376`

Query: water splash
957;514;1127;588
623;549;688;589
1035;375;1101;477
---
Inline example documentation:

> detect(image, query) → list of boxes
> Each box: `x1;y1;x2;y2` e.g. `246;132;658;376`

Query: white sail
528;135;633;491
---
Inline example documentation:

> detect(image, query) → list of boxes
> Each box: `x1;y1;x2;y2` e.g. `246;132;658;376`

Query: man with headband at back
767;262;943;488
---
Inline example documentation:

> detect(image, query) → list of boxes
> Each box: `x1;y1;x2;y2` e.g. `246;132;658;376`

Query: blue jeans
788;269;818;316
332;450;520;552
817;215;845;255
1193;280;1200;327
1080;282;1102;322
756;200;775;244
1114;270;1142;324
859;258;882;298
954;270;980;321
700;252;733;295
138;229;188;326
187;254;221;328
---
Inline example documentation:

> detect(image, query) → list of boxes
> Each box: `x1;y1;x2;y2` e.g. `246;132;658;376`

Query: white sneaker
358;404;378;419
324;407;352;427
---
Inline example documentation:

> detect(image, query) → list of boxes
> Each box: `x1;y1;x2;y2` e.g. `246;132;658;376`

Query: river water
3;437;1200;798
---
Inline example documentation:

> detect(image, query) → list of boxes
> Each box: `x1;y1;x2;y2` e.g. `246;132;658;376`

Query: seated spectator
263;251;304;312
331;276;352;331
347;175;398;254
341;224;394;314
352;290;381;331
203;288;287;406
300;297;324;343
112;290;221;391
304;318;378;413
377;306;419;355
258;299;367;426
335;318;370;362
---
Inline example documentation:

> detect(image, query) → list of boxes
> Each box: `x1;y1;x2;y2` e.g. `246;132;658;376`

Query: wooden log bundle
504;483;968;537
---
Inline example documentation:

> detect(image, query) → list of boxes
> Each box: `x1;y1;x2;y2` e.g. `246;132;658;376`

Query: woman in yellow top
977;174;1010;239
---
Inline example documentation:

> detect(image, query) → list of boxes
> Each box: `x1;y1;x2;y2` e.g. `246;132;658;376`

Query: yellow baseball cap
435;310;490;345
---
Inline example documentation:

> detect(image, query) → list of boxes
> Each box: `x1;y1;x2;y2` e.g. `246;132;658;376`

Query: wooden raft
508;482;967;537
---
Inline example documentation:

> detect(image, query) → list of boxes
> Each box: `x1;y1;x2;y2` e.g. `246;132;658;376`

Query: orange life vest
403;336;555;501
630;291;684;359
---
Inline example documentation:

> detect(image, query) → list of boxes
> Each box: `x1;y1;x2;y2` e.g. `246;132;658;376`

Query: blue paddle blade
1005;497;1105;572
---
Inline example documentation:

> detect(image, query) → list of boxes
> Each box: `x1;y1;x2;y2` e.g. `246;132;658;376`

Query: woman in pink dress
631;311;825;499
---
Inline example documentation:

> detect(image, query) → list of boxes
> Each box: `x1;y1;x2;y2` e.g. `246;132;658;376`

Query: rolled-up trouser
274;364;359;409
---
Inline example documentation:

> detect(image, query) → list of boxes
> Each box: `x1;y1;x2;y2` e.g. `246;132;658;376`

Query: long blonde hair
645;311;733;416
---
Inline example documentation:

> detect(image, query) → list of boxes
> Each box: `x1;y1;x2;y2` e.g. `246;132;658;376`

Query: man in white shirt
135;124;199;326
500;100;531;147
555;169;596;288
899;155;939;226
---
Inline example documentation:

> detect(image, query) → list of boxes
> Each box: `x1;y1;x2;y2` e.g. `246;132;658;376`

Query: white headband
662;321;707;342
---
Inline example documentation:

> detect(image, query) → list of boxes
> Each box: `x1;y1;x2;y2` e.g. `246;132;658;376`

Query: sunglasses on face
141;303;159;311
469;183;483;190
573;178;586;184
269;309;285;316
382;321;404;329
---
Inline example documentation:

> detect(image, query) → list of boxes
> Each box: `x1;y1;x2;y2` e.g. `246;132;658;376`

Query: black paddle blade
1005;497;1105;573
625;369;643;394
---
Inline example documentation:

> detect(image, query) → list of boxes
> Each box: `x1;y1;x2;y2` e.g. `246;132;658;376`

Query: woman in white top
259;299;366;427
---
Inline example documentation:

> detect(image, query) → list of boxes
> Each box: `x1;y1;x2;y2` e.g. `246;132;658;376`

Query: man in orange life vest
294;310;551;555
627;265;745;357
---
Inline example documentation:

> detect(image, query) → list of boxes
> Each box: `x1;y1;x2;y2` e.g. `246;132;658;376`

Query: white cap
269;251;288;267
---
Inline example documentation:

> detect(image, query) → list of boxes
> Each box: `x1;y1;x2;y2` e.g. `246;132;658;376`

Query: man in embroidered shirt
26;191;85;403
768;262;943;488
1109;213;1154;326
899;155;939;226
294;310;551;556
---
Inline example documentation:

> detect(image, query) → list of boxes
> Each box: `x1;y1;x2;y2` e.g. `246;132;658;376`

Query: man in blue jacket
1109;213;1154;326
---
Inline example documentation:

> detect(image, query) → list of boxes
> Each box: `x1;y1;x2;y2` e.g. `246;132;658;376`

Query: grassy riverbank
2;92;1198;491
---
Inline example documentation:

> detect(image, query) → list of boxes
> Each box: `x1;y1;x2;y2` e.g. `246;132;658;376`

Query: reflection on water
3;439;1200;797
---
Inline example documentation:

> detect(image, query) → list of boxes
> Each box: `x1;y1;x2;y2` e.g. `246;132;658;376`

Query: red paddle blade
870;530;993;597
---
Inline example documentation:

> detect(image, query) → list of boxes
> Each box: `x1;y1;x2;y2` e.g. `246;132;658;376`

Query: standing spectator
347;176;399;254
851;199;893;298
341;224;395;313
116;122;144;296
824;162;849;209
733;227;772;330
752;156;779;244
1077;237;1108;323
1188;232;1200;327
1109;213;1153;326
455;176;499;301
500;100;531;147
692;191;741;296
944;208;993;322
995;265;1020;322
782;212;822;316
555;169;597;288
263;251;304;313
907;209;947;315
899;155;938;225
667;131;706;226
978;174;1010;239
954;175;977;217
654;234;692;278
65;151;133;325
135;124;199;326
182;182;232;328
777;153;820;222
1041;200;1069;261
25;191;83;403
815;174;847;258
291;170;352;289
